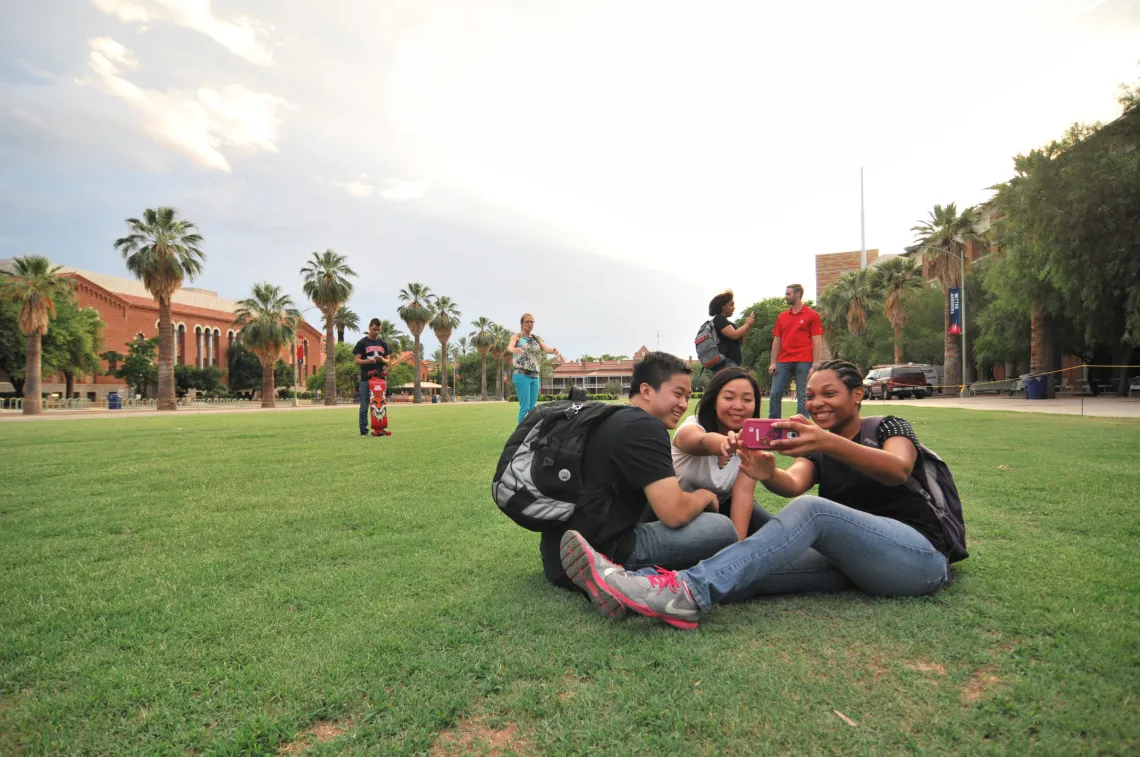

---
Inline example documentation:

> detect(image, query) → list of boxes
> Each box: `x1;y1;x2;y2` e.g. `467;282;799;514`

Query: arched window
177;324;186;365
194;326;204;368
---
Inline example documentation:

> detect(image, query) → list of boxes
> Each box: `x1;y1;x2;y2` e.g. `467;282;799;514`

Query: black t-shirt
808;416;948;555
713;315;743;365
539;406;676;585
353;337;389;382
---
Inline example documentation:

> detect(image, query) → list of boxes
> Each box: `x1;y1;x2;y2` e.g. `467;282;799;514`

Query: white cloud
81;37;289;172
379;179;428;203
90;0;275;66
320;175;428;202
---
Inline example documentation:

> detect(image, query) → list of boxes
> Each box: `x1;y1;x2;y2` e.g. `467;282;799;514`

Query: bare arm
536;338;561;357
507;334;521;356
768;420;917;487
644;477;719;528
727;471;759;541
353;352;385;367
769;337;781;372
673;423;729;457
719;313;755;341
812;335;822;364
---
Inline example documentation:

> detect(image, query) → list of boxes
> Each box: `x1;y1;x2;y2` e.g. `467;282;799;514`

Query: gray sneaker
605;568;702;630
559;530;628;621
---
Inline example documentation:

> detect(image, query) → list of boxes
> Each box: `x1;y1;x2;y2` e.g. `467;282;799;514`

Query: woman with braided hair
559;359;963;629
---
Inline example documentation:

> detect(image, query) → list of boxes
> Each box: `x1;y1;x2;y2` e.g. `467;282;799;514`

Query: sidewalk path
867;394;1140;419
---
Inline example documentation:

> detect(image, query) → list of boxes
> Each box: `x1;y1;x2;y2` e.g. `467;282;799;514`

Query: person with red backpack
559;359;968;630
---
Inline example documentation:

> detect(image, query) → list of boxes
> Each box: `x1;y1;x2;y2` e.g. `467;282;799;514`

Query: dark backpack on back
492;400;625;531
860;416;969;563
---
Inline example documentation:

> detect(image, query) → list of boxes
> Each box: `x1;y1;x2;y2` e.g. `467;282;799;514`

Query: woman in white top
672;367;774;540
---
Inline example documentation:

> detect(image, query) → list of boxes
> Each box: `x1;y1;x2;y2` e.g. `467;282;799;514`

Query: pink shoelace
647;568;682;593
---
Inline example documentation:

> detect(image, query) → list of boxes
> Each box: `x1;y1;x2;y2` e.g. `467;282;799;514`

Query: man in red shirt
768;283;823;418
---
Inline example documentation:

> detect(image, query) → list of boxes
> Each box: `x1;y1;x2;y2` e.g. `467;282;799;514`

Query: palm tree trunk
261;362;276;408
23;332;42;415
157;297;177;410
324;308;336;406
943;295;961;397
439;339;450;402
337;325;345;343
480;352;488;400
412;335;423;403
893;324;903;365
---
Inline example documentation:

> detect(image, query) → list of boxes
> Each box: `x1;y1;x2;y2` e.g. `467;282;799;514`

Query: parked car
913;363;942;394
863;365;931;399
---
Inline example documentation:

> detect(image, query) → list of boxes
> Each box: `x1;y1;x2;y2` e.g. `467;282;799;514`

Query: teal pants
513;373;540;424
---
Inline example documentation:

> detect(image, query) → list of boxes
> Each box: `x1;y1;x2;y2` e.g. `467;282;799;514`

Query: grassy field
1;402;1138;756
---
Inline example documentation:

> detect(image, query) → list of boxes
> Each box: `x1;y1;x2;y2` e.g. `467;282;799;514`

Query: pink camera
739;418;799;450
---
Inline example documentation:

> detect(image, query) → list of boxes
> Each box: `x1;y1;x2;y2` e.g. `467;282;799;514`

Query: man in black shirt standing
352;318;389;436
545;352;737;617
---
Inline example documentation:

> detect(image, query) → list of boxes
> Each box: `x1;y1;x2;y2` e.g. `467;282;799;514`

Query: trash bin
432;394;439;404
1025;376;1048;400
107;392;121;410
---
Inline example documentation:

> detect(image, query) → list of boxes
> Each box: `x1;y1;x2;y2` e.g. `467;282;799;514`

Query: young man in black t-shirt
545;352;737;617
352;318;389;436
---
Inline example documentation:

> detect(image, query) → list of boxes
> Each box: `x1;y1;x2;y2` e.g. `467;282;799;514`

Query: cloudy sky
1;0;1137;358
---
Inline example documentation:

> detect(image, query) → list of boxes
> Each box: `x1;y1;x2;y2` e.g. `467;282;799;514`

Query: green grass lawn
1;402;1138;756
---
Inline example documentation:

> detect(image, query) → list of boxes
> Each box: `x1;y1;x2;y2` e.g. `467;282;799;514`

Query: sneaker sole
559;533;628;621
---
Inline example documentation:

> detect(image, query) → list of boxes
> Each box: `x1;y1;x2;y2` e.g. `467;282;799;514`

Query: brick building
3;264;326;401
547;346;652;396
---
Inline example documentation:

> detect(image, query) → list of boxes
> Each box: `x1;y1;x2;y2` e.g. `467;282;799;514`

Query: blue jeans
769;361;812;418
626;512;738;571
678;496;950;610
513;373;540;424
358;380;371;433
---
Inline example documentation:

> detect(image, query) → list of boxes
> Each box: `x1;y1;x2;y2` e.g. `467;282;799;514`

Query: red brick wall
54;274;325;392
815;249;879;297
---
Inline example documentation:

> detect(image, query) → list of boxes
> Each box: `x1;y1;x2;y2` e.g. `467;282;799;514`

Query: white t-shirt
671;415;741;495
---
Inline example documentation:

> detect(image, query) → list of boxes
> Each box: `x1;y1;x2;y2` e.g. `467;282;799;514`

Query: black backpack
861;416;969;563
492;400;625;531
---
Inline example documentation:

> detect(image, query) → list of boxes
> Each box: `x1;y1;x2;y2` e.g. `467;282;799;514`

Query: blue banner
948;288;962;335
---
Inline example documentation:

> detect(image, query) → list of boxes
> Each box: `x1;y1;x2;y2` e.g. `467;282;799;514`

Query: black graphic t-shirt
353;337;389;382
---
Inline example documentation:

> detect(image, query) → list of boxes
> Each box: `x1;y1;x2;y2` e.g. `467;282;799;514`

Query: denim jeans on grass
626;512;738;572
358;379;371;434
513;372;540;424
678;495;950;611
768;361;812;419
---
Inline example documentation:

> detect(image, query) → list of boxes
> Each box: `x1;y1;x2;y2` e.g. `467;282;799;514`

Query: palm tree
232;283;301;409
911;203;982;395
490;324;513;399
0;256;73;415
455;336;470;357
375;320;408;353
470;317;495;401
829;269;878;338
115;207;205;410
871;256;926;364
331;305;360;343
301;250;356;406
397;283;435;403
429;296;462;402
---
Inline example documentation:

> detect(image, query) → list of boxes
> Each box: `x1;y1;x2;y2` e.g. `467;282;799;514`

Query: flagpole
860;167;867;270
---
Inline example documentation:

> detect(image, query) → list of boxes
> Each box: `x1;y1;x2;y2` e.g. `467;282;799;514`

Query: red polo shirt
774;306;822;363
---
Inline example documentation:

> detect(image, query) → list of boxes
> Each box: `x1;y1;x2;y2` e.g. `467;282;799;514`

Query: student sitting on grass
671;366;775;541
544;352;737;618
559;359;967;630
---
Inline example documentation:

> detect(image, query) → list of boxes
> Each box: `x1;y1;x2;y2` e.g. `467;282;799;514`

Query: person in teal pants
507;312;562;424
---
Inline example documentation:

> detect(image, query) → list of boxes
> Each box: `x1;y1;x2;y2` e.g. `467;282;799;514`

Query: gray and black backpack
492;400;624;531
860;416;969;563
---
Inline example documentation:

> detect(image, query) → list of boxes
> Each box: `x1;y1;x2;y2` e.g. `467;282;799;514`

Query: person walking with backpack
506;313;561;424
560;360;968;630
708;290;754;371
